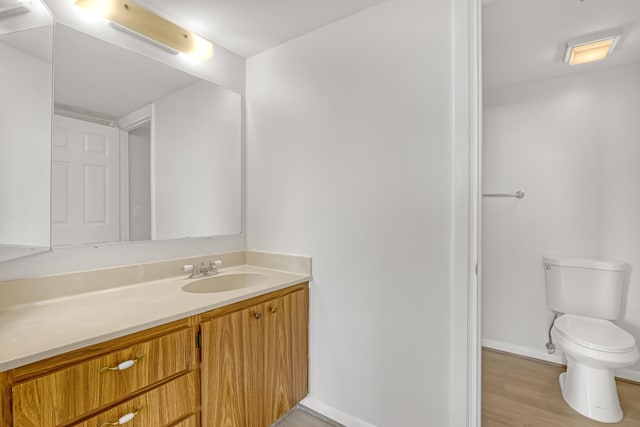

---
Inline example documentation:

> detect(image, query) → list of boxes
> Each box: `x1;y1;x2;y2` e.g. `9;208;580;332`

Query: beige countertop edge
0;269;311;373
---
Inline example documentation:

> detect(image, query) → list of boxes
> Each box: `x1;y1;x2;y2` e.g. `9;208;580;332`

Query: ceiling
483;0;640;89
1;25;52;62
5;0;392;119
13;0;639;95
137;0;387;58
55;24;199;119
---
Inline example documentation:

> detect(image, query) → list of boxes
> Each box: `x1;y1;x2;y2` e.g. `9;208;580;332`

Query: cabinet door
263;289;309;424
201;287;309;427
201;305;264;427
290;287;309;403
173;414;198;427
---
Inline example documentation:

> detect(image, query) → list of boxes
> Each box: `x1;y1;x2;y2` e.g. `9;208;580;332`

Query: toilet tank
543;256;626;320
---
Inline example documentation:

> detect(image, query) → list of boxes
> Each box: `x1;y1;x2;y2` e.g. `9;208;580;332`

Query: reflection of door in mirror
51;115;154;247
52;116;121;247
0;0;53;262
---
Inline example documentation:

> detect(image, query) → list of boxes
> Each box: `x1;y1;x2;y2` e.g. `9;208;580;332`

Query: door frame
116;104;154;243
452;0;482;426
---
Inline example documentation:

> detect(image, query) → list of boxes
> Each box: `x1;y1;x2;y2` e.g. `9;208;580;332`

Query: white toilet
543;256;639;423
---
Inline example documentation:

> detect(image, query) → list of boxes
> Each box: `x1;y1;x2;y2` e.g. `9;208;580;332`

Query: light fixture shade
0;0;31;19
564;30;621;66
75;0;213;61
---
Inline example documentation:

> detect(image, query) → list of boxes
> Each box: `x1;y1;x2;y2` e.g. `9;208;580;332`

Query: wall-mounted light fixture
564;29;622;66
0;0;31;19
74;0;213;61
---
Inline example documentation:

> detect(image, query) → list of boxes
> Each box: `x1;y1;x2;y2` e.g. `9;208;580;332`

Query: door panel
201;306;264;427
264;295;295;425
263;290;309;425
52;115;120;247
200;289;309;427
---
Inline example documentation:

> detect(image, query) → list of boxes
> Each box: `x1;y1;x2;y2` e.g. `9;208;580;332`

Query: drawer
73;373;197;427
12;328;195;427
170;414;198;427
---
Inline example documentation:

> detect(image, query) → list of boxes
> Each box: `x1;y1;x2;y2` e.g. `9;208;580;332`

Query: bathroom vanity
0;252;310;427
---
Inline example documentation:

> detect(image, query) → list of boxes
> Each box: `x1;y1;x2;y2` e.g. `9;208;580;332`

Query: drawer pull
99;354;145;373
100;404;144;426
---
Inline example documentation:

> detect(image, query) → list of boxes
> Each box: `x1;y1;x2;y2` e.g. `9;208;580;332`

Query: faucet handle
184;263;201;278
204;260;222;276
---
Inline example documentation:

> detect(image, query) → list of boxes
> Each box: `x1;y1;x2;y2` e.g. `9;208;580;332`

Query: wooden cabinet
12;328;194;427
200;285;309;427
173;414;198;427
201;303;261;426
264;290;309;422
0;319;198;427
73;373;198;427
0;282;309;427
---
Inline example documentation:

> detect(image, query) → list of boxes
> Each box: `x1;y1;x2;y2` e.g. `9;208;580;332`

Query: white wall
482;62;640;380
246;0;454;425
0;234;244;281
0;42;51;248
153;80;242;239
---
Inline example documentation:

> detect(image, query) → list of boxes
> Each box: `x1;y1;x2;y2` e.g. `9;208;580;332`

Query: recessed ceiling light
564;29;622;66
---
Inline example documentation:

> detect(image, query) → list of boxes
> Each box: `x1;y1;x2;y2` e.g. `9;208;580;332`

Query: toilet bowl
552;314;640;423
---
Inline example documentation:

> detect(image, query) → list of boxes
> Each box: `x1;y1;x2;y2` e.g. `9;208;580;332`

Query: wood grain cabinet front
200;286;309;427
11;328;194;427
72;372;197;427
171;414;198;427
0;283;309;427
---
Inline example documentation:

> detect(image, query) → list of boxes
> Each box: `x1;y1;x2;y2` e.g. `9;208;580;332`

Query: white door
52;115;120;247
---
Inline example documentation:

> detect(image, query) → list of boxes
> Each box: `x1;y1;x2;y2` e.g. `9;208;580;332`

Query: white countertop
0;264;310;372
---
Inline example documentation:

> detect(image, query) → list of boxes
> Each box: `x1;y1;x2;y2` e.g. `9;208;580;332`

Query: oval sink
181;273;269;293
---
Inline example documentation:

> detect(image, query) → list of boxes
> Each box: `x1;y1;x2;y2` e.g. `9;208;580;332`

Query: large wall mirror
0;1;53;262
51;24;242;248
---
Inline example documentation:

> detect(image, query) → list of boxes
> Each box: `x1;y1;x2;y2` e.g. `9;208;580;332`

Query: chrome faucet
184;260;222;278
206;260;223;275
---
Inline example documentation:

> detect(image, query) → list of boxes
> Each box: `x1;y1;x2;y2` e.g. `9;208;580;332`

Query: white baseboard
482;338;640;383
618;367;640;383
482;338;566;365
300;395;377;427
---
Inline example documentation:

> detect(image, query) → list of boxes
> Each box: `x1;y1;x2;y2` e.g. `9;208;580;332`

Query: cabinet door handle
99;354;145;373
270;306;278;314
100;404;144;426
253;312;262;320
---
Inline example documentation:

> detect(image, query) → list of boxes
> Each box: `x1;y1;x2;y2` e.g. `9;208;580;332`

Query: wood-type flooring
483;348;640;426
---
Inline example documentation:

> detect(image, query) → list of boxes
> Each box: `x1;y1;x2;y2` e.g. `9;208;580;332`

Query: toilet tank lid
543;256;626;271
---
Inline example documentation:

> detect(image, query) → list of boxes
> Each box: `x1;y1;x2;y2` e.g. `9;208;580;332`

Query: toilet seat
554;314;636;353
